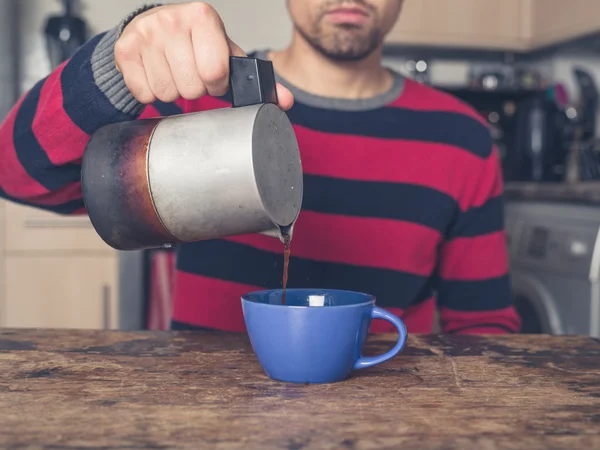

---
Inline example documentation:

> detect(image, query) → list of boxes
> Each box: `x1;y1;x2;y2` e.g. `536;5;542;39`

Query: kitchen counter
505;182;600;205
2;330;600;449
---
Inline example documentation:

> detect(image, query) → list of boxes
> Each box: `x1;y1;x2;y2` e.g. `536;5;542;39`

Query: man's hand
114;2;293;109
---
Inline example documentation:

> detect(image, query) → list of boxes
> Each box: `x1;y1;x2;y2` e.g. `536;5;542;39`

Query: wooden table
1;330;600;449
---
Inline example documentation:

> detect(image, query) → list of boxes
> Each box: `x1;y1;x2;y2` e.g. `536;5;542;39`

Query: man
0;1;521;334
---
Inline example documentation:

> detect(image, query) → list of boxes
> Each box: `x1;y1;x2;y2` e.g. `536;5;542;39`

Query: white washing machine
505;201;600;337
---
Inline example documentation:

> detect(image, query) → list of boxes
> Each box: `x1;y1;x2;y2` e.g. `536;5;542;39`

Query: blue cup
241;288;408;384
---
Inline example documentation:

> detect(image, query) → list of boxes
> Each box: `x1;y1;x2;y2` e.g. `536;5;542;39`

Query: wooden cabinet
386;0;532;50
2;255;118;329
385;0;600;51
4;201;113;253
0;200;120;330
529;0;600;48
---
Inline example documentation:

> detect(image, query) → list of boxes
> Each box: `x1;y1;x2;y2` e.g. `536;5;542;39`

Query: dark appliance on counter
511;92;566;182
439;66;599;182
564;68;599;142
44;0;88;69
562;68;600;182
440;86;567;182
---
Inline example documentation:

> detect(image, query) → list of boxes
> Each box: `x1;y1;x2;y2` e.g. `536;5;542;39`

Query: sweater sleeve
0;5;160;214
436;146;522;334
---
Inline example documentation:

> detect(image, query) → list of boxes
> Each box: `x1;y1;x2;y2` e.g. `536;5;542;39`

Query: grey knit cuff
91;4;161;116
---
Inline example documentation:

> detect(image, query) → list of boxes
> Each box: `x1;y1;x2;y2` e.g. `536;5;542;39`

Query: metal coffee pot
81;56;303;251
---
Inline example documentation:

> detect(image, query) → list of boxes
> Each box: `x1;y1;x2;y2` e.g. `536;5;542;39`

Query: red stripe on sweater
191;96;498;212
369;297;436;334
189;93;497;209
175;98;186;110
295;126;486;208
391;79;489;127
439;306;521;333
34;181;83;206
0;96;48;198
172;272;259;332
402;297;437;333
226;211;441;275
172;271;438;334
466;150;504;208
32;64;89;166
191;96;230;111
439;232;508;280
139;104;163;119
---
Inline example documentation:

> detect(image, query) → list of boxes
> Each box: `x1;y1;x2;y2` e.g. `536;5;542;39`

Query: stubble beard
297;24;381;62
295;1;382;62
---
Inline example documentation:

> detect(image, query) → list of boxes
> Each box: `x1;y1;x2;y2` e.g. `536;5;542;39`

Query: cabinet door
386;0;528;50
3;201;113;253
531;0;600;47
2;255;119;329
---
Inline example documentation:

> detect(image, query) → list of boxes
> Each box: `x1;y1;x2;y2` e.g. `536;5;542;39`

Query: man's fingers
227;38;246;58
191;20;231;97
275;83;294;111
121;60;156;104
116;2;293;108
141;46;179;102
115;34;156;103
164;34;207;100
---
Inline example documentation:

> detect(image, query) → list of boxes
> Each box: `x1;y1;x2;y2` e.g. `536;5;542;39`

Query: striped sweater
0;25;521;334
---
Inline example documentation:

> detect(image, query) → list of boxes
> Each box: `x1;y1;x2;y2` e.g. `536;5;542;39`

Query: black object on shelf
438;85;565;182
44;0;88;69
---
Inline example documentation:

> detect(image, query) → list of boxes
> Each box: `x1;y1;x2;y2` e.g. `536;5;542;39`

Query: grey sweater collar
253;49;404;111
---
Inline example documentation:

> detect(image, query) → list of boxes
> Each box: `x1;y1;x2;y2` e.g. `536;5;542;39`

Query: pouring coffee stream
81;56;303;287
281;233;292;304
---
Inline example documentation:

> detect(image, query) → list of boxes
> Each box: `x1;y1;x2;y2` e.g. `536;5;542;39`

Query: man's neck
268;32;394;100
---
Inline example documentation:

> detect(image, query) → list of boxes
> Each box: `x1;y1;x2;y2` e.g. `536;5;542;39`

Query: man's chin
317;42;378;61
296;24;380;61
322;49;373;61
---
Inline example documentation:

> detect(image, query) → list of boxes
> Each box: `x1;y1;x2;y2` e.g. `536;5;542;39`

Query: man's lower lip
325;11;369;25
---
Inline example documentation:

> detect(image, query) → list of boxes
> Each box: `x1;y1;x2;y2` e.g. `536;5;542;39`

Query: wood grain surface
1;330;600;450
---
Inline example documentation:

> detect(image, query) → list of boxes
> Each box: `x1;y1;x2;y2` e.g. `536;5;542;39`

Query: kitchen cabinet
386;0;531;50
529;0;600;48
0;200;121;330
4;201;112;253
2;255;118;329
386;0;600;51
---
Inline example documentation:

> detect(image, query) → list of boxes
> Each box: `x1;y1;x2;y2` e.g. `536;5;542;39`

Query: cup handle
353;306;408;370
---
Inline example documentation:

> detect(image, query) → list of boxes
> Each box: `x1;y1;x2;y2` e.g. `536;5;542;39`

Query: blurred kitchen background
2;0;600;336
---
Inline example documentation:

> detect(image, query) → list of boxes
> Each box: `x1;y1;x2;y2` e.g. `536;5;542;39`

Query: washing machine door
511;273;564;334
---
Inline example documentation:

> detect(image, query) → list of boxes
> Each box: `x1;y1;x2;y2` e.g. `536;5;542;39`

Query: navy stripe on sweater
303;174;457;235
13;79;82;191
61;32;141;135
177;238;434;309
447;195;505;239
152;100;183;116
436;275;512;311
287;102;493;159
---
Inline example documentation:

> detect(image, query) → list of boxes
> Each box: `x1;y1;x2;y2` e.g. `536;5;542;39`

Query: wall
19;0;293;93
19;1;600;121
0;0;18;119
